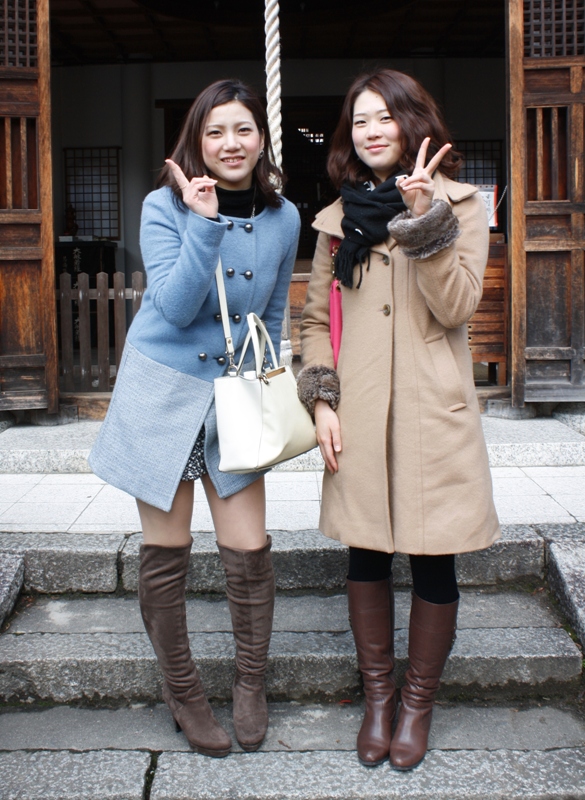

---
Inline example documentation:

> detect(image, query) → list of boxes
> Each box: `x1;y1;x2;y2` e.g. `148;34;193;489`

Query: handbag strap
215;258;237;375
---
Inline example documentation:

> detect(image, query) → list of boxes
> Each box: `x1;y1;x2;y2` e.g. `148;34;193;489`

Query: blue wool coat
89;186;301;511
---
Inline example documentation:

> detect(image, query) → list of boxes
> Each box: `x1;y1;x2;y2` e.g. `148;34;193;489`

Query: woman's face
201;100;265;190
352;89;404;183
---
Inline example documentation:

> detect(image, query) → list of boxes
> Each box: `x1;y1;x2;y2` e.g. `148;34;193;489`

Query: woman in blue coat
89;79;300;758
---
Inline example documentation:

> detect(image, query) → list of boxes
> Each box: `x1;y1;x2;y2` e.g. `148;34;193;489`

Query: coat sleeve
139;190;227;329
390;193;489;329
261;207;301;365
298;230;340;416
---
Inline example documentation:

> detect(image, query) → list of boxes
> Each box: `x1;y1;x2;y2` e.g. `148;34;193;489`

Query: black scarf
335;176;406;288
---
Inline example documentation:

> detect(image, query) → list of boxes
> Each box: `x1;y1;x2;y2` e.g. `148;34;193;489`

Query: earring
258;149;265;160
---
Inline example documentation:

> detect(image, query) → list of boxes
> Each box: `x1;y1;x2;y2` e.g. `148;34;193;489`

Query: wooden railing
57;270;144;392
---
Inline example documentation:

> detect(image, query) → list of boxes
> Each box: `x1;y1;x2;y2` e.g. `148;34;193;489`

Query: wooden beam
50;20;87;64
75;0;127;61
140;10;176;59
434;0;470;53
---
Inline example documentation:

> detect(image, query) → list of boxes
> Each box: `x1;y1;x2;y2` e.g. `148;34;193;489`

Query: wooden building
0;0;583;414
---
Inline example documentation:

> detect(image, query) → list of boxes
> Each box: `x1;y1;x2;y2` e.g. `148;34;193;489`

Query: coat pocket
425;332;467;412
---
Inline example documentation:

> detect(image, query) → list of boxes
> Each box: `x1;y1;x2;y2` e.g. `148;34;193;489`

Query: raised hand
165;159;218;218
395;138;452;218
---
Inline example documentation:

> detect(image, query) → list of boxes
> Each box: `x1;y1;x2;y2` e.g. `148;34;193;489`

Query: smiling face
201;100;265;190
351;89;404;184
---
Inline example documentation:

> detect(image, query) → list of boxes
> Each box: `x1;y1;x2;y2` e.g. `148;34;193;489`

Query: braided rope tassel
265;0;282;187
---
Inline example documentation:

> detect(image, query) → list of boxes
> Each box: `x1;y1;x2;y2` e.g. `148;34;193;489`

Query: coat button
382;255;390;265
226;268;235;277
382;304;391;316
214;313;222;321
227;220;234;230
244;270;253;280
217;356;226;365
244;223;253;232
233;314;241;323
198;353;207;361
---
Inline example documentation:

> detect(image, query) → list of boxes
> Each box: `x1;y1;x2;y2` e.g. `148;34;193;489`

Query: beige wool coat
300;172;501;555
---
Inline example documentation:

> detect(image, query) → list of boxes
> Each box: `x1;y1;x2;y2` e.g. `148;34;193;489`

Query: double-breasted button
382;304;391;316
244;223;253;232
198;353;207;361
217;356;226;365
226;268;235;277
214;313;222;322
244;270;253;280
226;220;234;230
382;255;390;265
233;314;241;323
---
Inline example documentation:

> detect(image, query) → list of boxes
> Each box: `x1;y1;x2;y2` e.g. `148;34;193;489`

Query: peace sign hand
396;138;452;218
165;159;218;218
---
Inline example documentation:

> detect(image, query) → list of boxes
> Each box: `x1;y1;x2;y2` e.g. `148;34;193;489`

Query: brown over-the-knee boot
217;535;275;751
390;593;458;771
347;577;396;766
139;540;232;758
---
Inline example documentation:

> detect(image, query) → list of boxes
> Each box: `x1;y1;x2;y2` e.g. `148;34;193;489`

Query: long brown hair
157;79;283;208
327;69;462;190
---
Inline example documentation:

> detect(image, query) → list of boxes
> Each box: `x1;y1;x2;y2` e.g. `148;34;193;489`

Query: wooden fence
57;270;144;392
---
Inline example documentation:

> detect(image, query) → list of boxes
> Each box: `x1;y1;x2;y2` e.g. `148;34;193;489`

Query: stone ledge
0;553;24;627
151;748;585;800
0;750;150;800
547;540;585;649
0;533;126;593
0;627;579;703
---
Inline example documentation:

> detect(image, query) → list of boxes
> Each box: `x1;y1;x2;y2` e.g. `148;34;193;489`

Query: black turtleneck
216;184;265;219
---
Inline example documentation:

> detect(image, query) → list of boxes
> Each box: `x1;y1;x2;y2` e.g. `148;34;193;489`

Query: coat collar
312;174;478;246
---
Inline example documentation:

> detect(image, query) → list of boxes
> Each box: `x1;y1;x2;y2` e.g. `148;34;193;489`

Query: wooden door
509;0;585;405
0;0;58;412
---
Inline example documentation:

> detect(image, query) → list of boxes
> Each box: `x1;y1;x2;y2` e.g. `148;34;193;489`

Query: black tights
347;546;459;605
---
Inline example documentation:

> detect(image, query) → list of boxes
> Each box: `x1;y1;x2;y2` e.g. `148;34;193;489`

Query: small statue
64;203;78;236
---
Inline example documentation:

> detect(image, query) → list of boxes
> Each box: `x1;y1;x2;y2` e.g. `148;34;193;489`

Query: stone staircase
1;524;584;799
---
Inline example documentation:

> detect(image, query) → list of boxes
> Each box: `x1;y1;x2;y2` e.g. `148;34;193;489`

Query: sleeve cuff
387;199;460;260
297;365;340;418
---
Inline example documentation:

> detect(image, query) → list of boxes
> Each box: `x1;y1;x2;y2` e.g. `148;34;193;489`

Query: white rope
264;0;282;182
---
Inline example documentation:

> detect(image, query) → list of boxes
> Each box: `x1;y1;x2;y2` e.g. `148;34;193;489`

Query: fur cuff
387;199;460;260
297;365;340;417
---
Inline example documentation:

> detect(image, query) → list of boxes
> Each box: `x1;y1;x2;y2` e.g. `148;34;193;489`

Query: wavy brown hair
327;69;462;190
157;79;283;208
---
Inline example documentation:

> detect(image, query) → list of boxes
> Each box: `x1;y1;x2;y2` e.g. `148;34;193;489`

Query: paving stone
0;552;24;627
150;748;585;800
547;540;585;649
0;750;150;800
0;421;100;473
0;626;579;703
9;591;559;635
0;533;126;593
121;530;347;592
0;703;583;753
534;522;585;543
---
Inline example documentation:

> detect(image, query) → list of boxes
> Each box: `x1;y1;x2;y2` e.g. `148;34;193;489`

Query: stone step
0;525;545;594
0;591;581;703
1;703;584;799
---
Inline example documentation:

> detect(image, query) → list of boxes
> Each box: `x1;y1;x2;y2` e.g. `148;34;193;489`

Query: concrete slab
0;626;579;703
0;552;24;627
9;591;559;636
0;532;126;593
0;750;150;800
150;748;585;800
547;540;585;649
0;703;583;753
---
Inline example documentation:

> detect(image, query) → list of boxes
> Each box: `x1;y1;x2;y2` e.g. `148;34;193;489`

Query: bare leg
201;473;267;550
137;479;194;547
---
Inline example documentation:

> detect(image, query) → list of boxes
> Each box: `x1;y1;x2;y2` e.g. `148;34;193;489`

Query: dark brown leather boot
390;593;458;771
217;535;275;752
347;577;396;767
139;540;232;758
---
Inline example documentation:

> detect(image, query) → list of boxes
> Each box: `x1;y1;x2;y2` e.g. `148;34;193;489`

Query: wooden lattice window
64;147;121;240
0;0;37;68
524;0;585;57
526;106;569;200
455;140;505;229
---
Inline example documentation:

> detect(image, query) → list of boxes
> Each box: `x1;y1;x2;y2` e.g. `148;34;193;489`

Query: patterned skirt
180;426;208;481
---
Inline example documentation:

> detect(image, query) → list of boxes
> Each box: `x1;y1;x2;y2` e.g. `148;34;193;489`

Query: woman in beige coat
298;69;500;772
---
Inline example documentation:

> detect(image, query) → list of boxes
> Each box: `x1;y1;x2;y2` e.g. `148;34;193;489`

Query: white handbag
213;260;317;474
